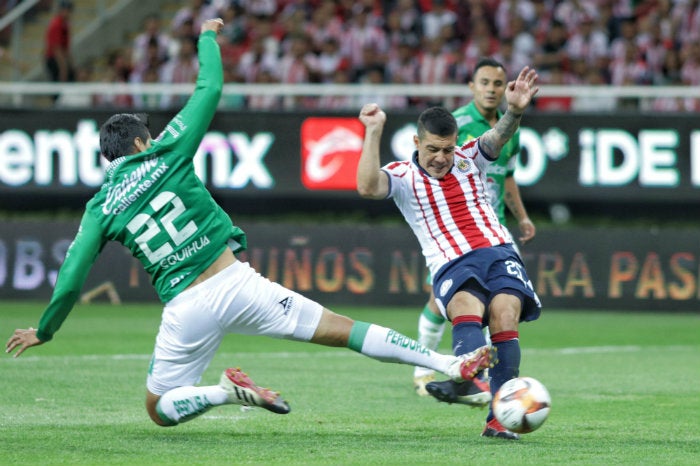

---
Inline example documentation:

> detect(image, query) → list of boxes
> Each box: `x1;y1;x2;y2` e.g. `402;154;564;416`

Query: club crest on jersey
455;159;471;173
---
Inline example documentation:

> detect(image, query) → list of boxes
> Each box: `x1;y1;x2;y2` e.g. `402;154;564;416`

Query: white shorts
146;260;323;395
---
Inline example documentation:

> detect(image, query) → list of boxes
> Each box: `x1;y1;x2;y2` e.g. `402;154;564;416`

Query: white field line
1;345;695;364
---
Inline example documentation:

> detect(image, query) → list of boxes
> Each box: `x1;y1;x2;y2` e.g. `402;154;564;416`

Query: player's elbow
356;182;383;199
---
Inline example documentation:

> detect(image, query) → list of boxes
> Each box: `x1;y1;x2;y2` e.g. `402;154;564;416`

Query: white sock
348;321;456;376
414;312;446;378
156;385;229;425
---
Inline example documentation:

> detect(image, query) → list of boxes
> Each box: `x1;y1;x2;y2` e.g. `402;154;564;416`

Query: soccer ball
493;377;551;434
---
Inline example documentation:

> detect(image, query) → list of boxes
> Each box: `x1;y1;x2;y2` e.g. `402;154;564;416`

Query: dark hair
473;57;506;77
99;113;150;161
417;107;457;139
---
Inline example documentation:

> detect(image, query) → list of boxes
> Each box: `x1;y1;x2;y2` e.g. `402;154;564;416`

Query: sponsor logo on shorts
439;278;453;298
279;296;294;315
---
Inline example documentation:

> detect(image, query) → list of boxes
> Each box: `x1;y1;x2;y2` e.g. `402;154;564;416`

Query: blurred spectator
418;36;456;106
219;4;247;46
460;20;499;79
131;37;166;85
680;41;700;109
246;15;282;60
159;36;198;108
384;7;415;51
305;0;344;52
656;47;683;85
609;41;651;86
279;8;309;55
44;0;74;99
610;17;637;62
553;0;598;31
132;14;171;73
237;34;279;83
636;16;671;76
386;38;420;86
422;0;457;40
171;0;219;33
533;20;569;72
94;48;133;108
348;0;386;28
169;17;199;60
493;38;530;80
341;6;388;71
529;0;555;44
508;15;537;65
495;0;535;39
674;0;700;47
391;0;422;37
317;37;347;83
276;33;319;108
240;0;278;17
247;68;281;110
565;15;609;67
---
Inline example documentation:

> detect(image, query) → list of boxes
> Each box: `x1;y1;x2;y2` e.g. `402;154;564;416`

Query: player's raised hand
6;327;43;358
359;103;386;129
201;18;224;34
505;67;539;113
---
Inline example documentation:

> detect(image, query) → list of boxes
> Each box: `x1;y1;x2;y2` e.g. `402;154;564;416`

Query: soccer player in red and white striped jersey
357;66;542;440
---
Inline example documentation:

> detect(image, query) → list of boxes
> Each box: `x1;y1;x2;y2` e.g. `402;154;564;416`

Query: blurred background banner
1;219;698;312
1;109;699;208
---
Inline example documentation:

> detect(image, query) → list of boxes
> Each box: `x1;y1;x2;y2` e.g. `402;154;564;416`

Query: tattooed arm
480;67;539;159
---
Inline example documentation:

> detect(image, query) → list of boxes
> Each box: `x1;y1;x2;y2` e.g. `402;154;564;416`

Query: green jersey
37;31;246;342
452;101;520;225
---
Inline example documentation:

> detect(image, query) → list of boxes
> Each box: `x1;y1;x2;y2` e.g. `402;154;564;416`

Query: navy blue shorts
432;244;541;323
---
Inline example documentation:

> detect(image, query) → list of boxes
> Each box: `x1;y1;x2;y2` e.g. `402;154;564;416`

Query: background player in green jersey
6;18;492;428
412;58;536;418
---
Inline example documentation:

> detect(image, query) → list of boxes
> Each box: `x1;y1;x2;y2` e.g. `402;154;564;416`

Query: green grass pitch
2;302;699;465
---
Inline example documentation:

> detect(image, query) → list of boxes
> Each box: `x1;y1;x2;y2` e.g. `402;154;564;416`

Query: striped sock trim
348;321;371;352
491;330;519;343
422;306;446;325
452;314;483;326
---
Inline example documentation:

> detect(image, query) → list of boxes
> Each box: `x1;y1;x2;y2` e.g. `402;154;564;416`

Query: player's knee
488;297;521;332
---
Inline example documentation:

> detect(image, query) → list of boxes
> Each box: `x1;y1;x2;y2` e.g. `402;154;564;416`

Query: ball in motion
493;377;551;434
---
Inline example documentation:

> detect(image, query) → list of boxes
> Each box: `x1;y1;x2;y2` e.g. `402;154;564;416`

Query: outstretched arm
6;212;105;357
480;67;539;159
155;18;224;156
356;103;390;199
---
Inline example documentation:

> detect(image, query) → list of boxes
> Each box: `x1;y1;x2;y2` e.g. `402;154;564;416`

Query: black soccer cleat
425;378;491;408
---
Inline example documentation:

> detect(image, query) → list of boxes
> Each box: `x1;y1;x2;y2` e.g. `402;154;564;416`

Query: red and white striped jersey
382;139;513;277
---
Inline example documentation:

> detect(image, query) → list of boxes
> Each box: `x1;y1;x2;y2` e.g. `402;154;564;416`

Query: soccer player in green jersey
5;18;492;428
411;58;536;439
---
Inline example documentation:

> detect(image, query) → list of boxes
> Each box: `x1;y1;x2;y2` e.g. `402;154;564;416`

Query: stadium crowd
17;0;700;110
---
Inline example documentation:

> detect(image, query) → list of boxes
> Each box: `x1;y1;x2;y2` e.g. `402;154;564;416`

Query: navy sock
488;331;521;421
451;315;487;356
